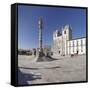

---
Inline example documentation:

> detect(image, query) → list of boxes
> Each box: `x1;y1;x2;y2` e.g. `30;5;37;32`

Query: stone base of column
36;52;58;62
38;51;45;57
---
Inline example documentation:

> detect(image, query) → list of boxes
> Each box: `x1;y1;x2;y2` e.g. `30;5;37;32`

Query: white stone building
52;25;86;56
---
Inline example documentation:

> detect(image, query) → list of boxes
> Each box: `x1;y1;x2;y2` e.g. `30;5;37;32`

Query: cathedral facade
52;25;86;56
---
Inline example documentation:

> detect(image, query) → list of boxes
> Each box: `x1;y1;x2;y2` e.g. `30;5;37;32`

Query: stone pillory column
36;17;55;62
38;17;43;52
38;17;44;57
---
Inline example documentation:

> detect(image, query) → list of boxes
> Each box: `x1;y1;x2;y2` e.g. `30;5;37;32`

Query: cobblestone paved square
18;55;86;85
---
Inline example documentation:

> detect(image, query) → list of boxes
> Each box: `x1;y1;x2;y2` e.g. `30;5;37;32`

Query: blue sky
18;5;86;49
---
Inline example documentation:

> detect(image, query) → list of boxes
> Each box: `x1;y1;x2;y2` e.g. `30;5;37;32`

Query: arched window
77;40;78;47
64;30;66;34
81;39;83;52
73;41;74;53
59;51;60;54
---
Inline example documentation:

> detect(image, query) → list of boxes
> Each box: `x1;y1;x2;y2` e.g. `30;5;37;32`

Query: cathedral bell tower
62;25;72;55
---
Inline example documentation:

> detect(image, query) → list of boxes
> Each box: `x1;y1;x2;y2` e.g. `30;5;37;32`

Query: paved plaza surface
18;55;86;85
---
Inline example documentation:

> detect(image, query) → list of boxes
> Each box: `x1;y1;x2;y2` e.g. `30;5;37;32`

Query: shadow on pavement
37;56;59;62
19;67;38;70
18;69;41;85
